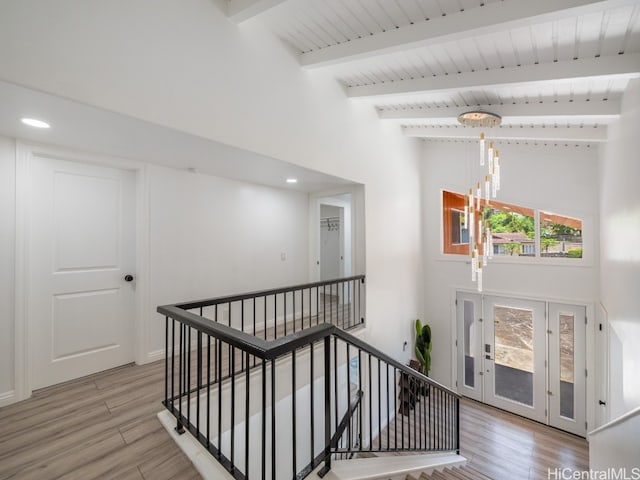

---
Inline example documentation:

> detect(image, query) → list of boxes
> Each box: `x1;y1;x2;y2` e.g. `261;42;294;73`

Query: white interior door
483;296;547;423
548;303;586;436
456;292;483;402
29;155;136;389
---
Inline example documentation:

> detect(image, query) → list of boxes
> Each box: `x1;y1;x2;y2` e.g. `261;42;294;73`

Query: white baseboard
0;390;17;408
146;349;165;364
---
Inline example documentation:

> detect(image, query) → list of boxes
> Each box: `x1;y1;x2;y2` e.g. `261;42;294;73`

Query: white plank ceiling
227;0;640;145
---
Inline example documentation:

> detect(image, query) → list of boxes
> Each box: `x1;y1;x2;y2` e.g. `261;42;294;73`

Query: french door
456;292;586;436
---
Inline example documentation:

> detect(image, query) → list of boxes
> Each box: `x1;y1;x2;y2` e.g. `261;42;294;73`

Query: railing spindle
207;335;211;446
368;353;372;451
292;350;297;477
377;358;381;451
217;339;222;459
346;343;351;450
271;358;276;480
230;346;235;469
197;330;202;435
245;351;250;478
171;319;175;414
310;341;315;468
323;336;331;474
177;322;183;433
261;359;266;480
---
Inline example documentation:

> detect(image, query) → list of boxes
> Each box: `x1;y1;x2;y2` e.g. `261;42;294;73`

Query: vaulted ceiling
226;0;640;147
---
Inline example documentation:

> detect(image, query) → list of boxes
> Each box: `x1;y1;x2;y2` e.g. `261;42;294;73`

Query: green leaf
415;347;425;365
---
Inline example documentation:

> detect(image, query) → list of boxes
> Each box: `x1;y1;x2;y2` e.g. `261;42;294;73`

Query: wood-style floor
414;397;588;479
0;362;200;480
0;363;588;480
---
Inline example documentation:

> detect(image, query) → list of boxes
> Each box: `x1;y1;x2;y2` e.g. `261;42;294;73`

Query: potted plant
398;319;432;415
414;319;432;377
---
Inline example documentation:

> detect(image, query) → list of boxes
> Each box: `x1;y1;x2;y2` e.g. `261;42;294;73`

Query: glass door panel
548;303;586;436
484;296;547;423
493;305;535;407
456;292;482;402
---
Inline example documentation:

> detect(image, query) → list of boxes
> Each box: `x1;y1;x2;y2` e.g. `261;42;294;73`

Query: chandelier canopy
457;111;502;128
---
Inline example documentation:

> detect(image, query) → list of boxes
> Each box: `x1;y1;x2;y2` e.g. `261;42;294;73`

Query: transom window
442;191;583;259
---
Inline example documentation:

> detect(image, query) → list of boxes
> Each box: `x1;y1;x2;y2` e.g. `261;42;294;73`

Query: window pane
560;314;575;419
488;206;536;257
494;305;534;406
540;211;583;258
451;210;469;245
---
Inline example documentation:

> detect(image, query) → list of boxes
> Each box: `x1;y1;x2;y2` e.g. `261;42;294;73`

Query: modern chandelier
458;112;503;292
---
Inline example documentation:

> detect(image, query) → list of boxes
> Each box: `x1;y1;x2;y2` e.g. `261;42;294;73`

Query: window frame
441;189;590;266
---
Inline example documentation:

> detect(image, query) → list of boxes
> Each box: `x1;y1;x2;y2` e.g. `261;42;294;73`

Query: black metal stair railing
158;275;460;480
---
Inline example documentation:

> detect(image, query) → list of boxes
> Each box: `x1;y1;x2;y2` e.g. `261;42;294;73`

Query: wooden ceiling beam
299;0;637;68
348;54;640;99
403;125;607;142
227;0;288;24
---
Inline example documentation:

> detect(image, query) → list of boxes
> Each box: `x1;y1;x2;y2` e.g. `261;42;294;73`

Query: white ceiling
229;0;640;146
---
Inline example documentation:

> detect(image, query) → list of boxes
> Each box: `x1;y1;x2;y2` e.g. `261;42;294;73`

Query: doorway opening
320;204;344;281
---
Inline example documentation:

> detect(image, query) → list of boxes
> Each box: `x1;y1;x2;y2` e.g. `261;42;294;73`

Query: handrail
333;328;461;398
158;304;335;359
588;404;640;437
158;302;459;398
174;274;365;311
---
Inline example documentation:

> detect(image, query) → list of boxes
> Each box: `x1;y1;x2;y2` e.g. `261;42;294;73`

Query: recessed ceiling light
286;178;298;184
21;118;50;129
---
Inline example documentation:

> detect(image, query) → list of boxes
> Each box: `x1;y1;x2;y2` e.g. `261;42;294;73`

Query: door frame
312;194;353;281
451;286;597;435
14;141;150;402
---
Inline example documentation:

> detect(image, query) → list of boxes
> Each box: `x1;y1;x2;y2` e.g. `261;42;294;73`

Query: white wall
589;407;640;472
147;164;309;355
0;137;15;397
0;1;424;365
600;78;640;419
421;141;600;386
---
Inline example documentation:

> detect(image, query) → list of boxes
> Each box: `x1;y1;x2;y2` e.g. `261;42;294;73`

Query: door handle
124;274;134;282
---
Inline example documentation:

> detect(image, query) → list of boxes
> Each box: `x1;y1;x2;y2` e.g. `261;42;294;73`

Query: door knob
124;274;134;282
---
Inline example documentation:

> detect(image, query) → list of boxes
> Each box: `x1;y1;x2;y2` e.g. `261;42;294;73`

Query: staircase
407;465;492;480
158;275;464;480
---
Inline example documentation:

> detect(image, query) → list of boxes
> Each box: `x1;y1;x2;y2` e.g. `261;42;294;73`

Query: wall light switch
280;252;286;261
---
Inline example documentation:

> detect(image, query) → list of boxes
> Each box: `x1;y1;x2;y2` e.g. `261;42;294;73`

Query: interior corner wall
600;78;640;418
0;1;425;365
146;164;311;357
421;141;599;388
0;135;15;397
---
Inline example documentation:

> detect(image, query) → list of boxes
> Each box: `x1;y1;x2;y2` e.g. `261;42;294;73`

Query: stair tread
417;465;492;480
330;453;465;480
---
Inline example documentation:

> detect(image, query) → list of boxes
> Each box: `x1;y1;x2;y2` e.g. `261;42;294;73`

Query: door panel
483;296;547;423
30;155;136;389
456;292;482;401
548;303;586;436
